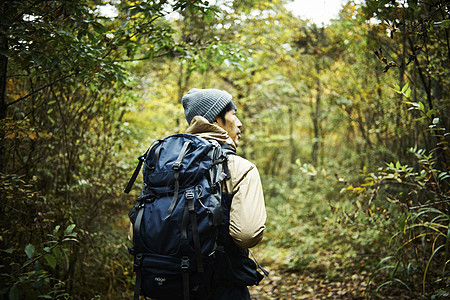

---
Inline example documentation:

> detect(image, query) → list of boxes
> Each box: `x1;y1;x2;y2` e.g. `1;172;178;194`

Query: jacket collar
185;116;237;150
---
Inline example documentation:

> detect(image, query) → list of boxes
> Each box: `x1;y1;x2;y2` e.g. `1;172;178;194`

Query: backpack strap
181;257;190;300
132;203;146;300
181;189;204;272
180;189;203;300
133;253;143;300
180;208;192;300
221;143;236;180
124;150;149;194
221;143;236;156
249;249;269;276
133;203;145;247
124;139;163;194
187;189;203;272
166;141;192;219
210;156;227;191
154;143;162;165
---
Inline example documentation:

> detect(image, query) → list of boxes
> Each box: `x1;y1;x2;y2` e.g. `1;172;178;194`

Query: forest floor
248;266;368;299
248;265;421;299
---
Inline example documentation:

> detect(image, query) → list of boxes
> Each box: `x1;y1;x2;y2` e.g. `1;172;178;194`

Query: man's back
186;115;266;299
127;88;267;300
186;116;266;249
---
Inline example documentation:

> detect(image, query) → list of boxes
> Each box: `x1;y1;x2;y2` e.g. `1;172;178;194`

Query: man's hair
215;102;237;123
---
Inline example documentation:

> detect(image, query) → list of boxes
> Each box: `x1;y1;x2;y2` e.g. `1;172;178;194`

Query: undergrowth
255;167;392;282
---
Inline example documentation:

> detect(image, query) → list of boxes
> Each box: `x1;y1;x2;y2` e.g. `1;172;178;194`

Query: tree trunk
288;105;295;186
311;79;321;167
0;9;9;173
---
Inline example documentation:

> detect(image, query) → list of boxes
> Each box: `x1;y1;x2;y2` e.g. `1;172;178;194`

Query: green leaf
438;172;450;181
413;116;426;121
406;101;421;110
48;115;55;124
376;280;393;292
52;246;62;262
24;244;35;259
64;224;76;235
0;48;9;58
204;10;213;25
446;225;450;264
404;86;411;98
425;109;436;118
423;244;445;291
32;54;42;65
419;101;425;111
3;248;14;254
435;19;450;28
401;82;409;93
62;237;78;243
392;278;412;292
91;22;107;34
9;284;20;300
392;83;400;92
56;30;71;37
45;254;57;269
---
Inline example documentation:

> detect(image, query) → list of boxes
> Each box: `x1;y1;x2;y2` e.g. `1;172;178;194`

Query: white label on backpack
154;277;166;286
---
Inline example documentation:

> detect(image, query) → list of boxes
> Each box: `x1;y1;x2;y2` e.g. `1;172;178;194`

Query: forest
0;0;448;299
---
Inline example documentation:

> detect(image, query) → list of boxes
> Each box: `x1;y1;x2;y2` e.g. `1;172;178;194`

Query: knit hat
182;88;235;124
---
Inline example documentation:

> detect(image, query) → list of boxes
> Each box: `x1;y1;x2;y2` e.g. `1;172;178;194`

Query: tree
344;0;449;297
0;0;222;298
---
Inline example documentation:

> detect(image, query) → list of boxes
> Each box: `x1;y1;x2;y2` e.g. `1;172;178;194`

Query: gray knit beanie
182;88;235;124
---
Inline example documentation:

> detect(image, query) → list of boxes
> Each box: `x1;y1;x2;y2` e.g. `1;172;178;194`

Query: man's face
215;109;242;147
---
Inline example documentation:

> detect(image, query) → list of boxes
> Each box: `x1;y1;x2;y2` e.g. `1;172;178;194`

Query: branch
6;72;75;107
407;38;433;109
409;199;450;210
117;52;174;62
376;179;423;189
11;0;44;24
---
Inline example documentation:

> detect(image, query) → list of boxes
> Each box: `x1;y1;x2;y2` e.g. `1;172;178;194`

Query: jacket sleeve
227;158;266;249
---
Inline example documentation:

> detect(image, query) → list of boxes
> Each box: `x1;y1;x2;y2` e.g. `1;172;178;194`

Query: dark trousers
151;285;250;300
208;285;250;300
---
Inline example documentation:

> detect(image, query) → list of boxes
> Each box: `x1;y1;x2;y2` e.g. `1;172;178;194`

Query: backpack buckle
134;253;143;271
185;189;194;200
172;162;182;171
181;256;189;271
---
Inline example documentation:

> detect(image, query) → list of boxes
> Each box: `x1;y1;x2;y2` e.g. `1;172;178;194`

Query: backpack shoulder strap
221;143;236;156
124;148;150;194
220;143;236;180
165;140;193;219
124;139;162;194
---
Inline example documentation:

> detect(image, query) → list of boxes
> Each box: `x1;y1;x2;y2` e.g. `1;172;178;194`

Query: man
182;88;267;299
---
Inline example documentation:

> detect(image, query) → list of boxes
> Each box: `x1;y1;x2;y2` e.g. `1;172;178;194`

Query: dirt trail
249;267;368;299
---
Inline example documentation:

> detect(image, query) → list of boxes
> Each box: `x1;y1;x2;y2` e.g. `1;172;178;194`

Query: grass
254;173;391;280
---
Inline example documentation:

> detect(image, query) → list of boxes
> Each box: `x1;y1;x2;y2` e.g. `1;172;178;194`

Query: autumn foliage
0;0;448;299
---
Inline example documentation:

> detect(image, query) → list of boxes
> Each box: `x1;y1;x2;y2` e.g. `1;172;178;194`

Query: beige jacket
186;116;266;249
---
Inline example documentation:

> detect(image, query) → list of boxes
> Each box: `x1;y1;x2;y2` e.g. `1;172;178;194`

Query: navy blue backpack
124;133;232;300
